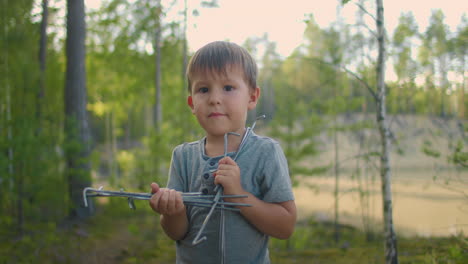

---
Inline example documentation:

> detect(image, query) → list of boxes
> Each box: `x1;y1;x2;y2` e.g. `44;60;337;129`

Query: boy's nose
208;90;221;105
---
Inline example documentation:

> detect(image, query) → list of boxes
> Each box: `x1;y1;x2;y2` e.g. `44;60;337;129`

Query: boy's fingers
150;182;160;194
161;189;183;215
215;169;230;178
214;175;223;186
148;187;186;215
167;190;175;213
150;192;165;213
150;189;167;212
160;190;170;212
219;156;235;165
175;191;184;211
217;164;239;176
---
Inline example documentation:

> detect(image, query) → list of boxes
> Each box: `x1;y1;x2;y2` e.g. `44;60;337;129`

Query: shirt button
202;188;209;195
210;161;216;166
203;173;209;179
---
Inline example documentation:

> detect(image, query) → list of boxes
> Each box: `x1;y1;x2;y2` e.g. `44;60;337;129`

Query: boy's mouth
208;112;226;117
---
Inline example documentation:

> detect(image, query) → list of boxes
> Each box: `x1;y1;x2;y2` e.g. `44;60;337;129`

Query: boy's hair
186;41;257;93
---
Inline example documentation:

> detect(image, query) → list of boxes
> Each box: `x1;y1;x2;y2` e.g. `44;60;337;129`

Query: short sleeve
167;145;186;192
260;142;295;203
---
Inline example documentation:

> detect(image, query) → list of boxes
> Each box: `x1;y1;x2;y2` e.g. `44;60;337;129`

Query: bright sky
176;0;467;57
84;0;466;57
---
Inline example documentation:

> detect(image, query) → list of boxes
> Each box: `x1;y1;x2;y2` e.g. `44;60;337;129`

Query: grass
270;219;467;264
1;201;467;264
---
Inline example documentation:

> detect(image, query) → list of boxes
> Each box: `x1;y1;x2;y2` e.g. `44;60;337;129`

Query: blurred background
1;0;466;263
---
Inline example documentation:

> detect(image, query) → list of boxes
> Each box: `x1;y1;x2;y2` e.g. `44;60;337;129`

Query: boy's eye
224;85;234;91
199;87;209;93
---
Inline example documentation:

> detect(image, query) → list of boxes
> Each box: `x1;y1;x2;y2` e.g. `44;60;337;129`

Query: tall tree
182;0;188;90
376;1;398;263
451;16;467;118
421;10;451;117
65;0;92;219
1;0;42;235
328;4;348;242
392;12;418;113
258;40;281;119
37;0;48;129
153;0;162;130
342;0;399;262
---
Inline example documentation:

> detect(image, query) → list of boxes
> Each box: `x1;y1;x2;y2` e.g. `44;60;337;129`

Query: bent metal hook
192;115;266;246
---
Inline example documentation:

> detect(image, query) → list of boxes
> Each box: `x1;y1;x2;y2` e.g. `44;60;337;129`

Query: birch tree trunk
375;0;399;263
65;0;92;219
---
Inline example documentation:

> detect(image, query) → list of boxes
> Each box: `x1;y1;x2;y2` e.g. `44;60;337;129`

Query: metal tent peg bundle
82;186;251;211
82;115;266;251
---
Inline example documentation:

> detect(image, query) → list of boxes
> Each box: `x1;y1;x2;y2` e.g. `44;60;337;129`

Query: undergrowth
1;200;466;264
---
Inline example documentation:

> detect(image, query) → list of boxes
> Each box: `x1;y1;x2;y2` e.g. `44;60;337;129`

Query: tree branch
354;22;377;38
353;1;377;22
341;66;378;101
294;55;379;101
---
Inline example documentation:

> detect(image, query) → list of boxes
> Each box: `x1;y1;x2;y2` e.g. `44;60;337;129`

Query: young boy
149;41;296;264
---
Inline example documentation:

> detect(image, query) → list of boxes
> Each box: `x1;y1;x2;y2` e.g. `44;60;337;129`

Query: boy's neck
205;128;246;157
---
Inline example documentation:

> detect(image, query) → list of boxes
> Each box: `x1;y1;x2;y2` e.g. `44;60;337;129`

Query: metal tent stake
83;187;251;211
192;132;240;245
191;115;266;246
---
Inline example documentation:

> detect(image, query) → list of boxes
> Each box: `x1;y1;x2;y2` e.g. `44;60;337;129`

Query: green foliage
3;204;466;264
391;12;420;114
267;55;327;185
270;220;468;264
3;3;467;262
422;139;441;158
84;0;201;193
0;0;68;230
448;140;467;168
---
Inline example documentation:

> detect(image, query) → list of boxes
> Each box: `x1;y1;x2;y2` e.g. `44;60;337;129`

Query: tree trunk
375;0;398;263
460;65;465;119
65;0;92;219
182;0;188;90
181;0;189;139
154;18;162;130
111;113;118;181
6;84;13;191
439;55;449;117
16;161;24;235
38;0;48;128
333;116;340;244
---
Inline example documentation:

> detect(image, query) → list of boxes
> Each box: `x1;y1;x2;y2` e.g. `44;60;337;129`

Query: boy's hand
214;156;244;195
149;182;185;216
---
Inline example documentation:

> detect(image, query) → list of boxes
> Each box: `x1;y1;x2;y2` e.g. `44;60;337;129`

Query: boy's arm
160;210;188;241
215;157;297;239
149;183;189;241
231;193;296;239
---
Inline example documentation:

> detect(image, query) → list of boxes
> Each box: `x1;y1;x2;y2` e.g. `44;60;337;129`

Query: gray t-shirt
167;131;294;264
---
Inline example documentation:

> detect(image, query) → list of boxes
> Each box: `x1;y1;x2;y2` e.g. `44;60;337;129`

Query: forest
1;0;467;263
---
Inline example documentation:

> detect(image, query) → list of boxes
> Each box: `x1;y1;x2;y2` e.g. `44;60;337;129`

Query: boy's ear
248;87;261;110
187;96;195;113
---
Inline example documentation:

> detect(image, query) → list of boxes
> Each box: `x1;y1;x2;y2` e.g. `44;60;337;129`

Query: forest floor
2;115;466;263
1;200;467;264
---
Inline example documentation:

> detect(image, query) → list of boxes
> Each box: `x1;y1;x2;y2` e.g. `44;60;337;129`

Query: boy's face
188;65;260;138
